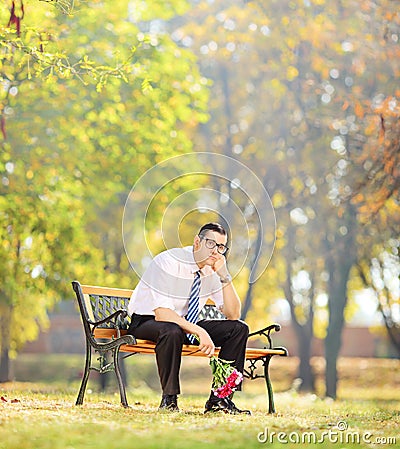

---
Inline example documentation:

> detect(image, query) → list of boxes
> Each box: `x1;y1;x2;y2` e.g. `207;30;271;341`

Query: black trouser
127;315;249;395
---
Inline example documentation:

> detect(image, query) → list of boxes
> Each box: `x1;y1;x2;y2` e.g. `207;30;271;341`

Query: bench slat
93;329;287;359
81;284;133;298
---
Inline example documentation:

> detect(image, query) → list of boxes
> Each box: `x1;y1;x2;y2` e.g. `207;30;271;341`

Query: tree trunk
0;347;10;383
283;213;316;392
241;281;254;321
324;207;357;399
325;258;353;399
0;305;12;383
285;272;316;392
356;263;400;357
286;302;315;392
377;300;400;358
376;284;400;357
325;290;345;399
296;326;315;391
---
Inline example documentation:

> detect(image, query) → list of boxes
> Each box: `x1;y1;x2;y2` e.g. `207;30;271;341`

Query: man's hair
198;222;227;237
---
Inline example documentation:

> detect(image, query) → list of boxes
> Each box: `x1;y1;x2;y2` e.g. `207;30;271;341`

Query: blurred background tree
1;0;398;399
0;0;209;381
173;0;399;397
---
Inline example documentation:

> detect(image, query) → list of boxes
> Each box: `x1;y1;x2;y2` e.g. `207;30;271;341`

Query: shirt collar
184;246;208;276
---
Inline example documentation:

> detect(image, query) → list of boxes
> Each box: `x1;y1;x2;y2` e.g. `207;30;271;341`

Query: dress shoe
204;395;251;415
159;394;179;412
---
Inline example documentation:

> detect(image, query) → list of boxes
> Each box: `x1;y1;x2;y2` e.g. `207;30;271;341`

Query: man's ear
193;235;201;250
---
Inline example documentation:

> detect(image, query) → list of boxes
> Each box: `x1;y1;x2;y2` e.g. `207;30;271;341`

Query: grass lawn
0;356;399;449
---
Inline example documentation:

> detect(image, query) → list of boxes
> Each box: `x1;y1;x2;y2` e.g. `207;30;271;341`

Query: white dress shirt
128;246;224;317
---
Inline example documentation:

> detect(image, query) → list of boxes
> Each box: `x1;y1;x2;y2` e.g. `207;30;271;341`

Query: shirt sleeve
141;252;178;312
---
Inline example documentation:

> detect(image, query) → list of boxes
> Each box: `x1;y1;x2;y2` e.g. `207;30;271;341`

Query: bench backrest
72;282;132;329
72;281;225;332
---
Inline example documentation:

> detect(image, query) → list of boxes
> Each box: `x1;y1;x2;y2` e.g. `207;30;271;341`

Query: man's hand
209;253;242;320
154;307;215;357
211;252;229;279
197;328;215;357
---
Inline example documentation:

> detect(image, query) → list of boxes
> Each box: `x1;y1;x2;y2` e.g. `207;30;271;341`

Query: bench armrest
89;309;129;338
248;323;282;349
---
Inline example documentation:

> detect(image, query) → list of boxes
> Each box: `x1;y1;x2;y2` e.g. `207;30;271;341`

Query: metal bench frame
72;280;288;413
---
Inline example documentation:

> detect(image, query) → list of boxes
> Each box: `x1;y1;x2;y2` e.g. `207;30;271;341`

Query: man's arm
154;307;215;357
219;281;241;320
212;254;241;320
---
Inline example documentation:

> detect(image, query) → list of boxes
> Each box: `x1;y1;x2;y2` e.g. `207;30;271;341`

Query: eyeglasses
199;235;229;255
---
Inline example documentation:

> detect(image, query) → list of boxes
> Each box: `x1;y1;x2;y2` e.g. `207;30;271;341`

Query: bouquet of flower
209;356;243;398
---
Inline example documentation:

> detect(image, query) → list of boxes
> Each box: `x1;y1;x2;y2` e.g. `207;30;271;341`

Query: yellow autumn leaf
287;65;299;81
286;37;297;49
281;16;290;26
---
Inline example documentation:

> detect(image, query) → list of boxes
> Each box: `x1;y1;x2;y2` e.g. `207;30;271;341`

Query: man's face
193;230;228;268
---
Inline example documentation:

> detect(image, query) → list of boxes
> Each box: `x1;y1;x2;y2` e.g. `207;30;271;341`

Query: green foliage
0;0;209;366
1;0;398;389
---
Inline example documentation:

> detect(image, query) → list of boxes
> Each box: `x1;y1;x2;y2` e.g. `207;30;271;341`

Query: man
127;222;250;414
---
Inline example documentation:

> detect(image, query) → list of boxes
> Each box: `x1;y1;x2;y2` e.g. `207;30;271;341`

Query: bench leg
113;345;129;407
76;341;92;405
263;355;276;414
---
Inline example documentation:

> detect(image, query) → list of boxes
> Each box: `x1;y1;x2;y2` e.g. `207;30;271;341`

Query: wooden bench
72;280;288;413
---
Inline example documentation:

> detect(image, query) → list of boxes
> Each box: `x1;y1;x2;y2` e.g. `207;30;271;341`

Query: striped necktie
186;270;201;344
